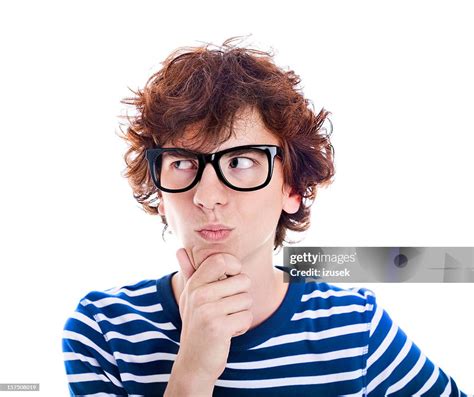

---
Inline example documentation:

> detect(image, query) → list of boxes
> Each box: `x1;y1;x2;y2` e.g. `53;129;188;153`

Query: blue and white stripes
62;268;470;396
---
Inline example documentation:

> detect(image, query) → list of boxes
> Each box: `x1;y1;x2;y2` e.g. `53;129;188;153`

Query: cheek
161;195;193;234
239;190;284;231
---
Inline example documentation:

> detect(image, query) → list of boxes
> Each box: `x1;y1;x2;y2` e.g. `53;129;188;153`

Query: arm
363;292;471;396
62;300;127;396
164;357;214;397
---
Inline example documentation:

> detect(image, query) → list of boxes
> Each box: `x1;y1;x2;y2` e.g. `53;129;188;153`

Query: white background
0;0;473;395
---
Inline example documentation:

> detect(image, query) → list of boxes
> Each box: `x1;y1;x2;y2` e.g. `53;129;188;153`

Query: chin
190;245;235;266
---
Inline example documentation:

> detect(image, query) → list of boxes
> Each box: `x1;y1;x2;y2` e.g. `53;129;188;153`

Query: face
157;107;301;269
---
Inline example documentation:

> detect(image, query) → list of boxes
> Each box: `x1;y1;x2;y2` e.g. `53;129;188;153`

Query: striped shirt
62;266;470;396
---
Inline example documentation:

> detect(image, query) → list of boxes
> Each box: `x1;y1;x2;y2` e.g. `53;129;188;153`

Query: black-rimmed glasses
145;144;284;193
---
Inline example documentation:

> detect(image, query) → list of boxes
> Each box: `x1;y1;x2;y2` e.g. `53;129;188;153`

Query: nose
193;163;228;210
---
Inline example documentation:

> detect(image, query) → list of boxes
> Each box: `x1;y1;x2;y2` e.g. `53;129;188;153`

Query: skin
158;106;302;331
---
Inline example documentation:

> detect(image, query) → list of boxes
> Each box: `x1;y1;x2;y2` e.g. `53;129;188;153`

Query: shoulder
300;280;376;302
295;280;377;323
77;277;167;317
80;278;158;303
62;275;176;344
64;276;172;329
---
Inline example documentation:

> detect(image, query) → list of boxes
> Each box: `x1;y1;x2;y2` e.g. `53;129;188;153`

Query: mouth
196;229;233;242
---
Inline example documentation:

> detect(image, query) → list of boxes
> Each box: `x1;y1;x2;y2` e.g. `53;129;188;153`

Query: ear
282;184;301;214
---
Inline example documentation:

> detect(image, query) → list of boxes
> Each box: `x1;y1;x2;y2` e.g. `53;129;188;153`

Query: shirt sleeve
62;297;128;396
363;292;471;396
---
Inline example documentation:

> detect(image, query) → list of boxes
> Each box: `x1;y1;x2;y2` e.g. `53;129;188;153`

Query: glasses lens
219;149;269;189
154;148;270;191
157;150;199;190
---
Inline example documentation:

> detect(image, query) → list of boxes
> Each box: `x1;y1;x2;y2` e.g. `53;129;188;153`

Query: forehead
166;107;281;152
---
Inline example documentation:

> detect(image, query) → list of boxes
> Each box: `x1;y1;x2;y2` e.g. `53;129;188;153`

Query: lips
196;229;233;242
196;224;234;232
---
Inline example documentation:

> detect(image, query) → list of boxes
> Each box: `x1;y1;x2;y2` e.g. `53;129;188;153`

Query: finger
203;273;252;301
214;292;253;316
191;253;242;288
226;310;253;338
176;247;196;285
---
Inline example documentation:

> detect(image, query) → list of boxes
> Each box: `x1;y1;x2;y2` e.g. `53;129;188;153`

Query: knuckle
205;253;227;273
191;287;210;306
235;310;253;335
232;258;243;273
214;253;227;265
206;318;222;337
243;310;254;326
197;303;214;323
221;253;241;274
239;273;252;289
238;292;252;308
243;293;253;308
217;259;228;275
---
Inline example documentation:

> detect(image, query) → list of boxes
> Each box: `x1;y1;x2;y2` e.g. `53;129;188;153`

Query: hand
173;247;253;384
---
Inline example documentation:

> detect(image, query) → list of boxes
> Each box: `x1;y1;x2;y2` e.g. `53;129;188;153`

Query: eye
228;157;256;169
171;159;197;170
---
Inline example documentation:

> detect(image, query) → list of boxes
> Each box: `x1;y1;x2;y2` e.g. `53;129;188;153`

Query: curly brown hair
117;37;335;252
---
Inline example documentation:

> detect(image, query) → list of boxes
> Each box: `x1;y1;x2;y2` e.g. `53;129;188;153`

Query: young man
62;38;469;396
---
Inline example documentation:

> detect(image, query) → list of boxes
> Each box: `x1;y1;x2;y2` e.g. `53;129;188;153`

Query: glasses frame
145;144;284;193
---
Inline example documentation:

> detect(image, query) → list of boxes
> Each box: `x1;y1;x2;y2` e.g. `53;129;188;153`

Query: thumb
176;247;196;285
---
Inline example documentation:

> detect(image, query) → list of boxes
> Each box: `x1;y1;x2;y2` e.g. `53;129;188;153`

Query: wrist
165;358;215;397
